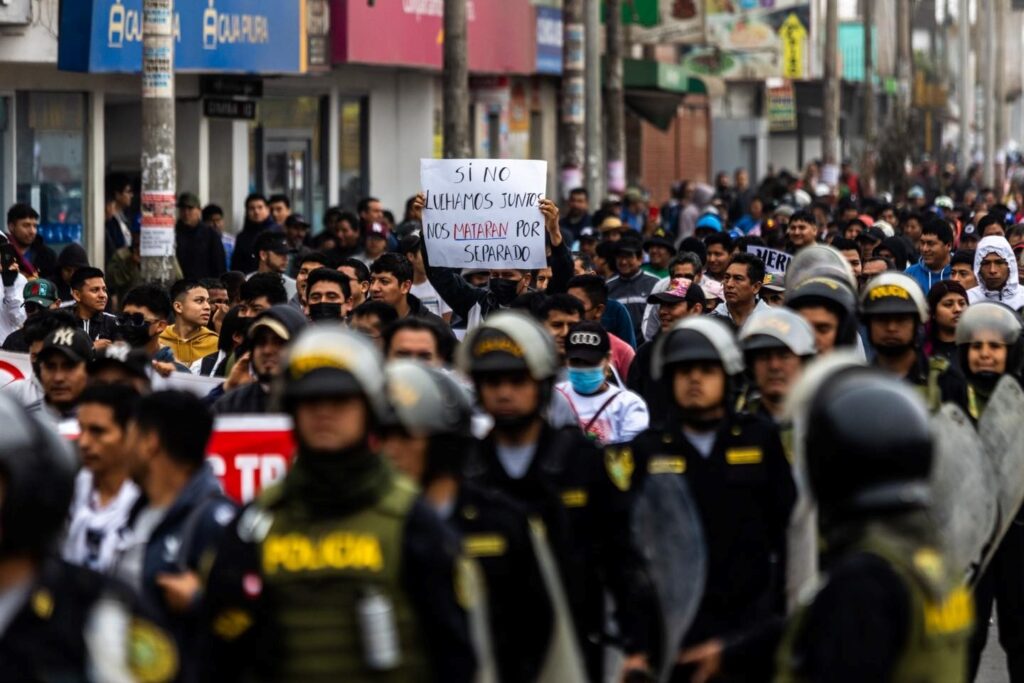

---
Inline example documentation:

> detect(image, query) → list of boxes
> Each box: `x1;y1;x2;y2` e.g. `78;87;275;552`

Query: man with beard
861;273;932;387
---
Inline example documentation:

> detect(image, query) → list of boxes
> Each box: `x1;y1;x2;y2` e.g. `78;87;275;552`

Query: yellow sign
780;13;806;80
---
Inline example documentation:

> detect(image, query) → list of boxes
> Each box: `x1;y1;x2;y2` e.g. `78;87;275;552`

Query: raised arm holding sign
420;159;551;270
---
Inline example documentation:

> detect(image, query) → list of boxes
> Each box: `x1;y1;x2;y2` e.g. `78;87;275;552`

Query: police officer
627;316;795;681
775;365;972;682
0;392;177;681
783;268;860;355
380;359;560;683
737;307;817;425
935;302;1024;680
681;362;972;682
860;273;933;387
201;325;476;682
457;311;656;681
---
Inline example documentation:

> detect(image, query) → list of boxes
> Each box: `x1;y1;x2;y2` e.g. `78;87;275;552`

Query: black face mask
308;302;343;322
116;314;153;348
489;278;520;306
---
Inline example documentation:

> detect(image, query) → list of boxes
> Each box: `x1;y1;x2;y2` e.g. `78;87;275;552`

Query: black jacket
630;413;797;646
16;236;59;281
230;219;278;274
212;382;269;415
466;424;656;677
74;308;118;342
176;221;227;280
451;483;553;683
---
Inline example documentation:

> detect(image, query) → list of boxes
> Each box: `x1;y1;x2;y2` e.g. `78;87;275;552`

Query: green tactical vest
255;474;431;683
776;524;973;683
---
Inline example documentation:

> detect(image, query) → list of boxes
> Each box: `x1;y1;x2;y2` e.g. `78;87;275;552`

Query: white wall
0;0;58;65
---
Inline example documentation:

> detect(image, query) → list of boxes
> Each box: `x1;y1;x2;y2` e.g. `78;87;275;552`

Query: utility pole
895;0;913;118
443;0;470;159
994;0;1006;190
140;0;177;287
822;0;839;169
862;0;876;196
982;0;995;186
605;0;626;195
957;0;971;174
584;0;603;201
560;0;586;198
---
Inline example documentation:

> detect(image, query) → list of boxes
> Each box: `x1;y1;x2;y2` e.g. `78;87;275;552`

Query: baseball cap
285;214;311;229
38;326;93;365
89;342;150;381
648;278;704;305
773;204;796;218
249;305;308;343
177;192;201;210
855;227;886;244
23;279;58;307
695;213;723;233
701;279;726;303
615;240;643;256
564;322;611;365
366;222;390;240
761;272;786;293
855;214;875;228
908;185;926;199
873;220;896;238
254;231;289;255
578;226;597;241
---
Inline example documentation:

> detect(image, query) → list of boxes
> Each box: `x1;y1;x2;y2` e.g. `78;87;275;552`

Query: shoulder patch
605;447;635;492
648;456;686;475
129;618;179;683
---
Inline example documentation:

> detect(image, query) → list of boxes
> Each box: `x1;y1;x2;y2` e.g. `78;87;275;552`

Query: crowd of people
0;161;1022;681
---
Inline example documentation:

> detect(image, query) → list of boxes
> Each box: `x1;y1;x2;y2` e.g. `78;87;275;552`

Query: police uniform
630;412;796;649
452;483;554;683
0;391;177;682
467;424;656;679
200;326;476;683
457;312;657;681
772;365;971;683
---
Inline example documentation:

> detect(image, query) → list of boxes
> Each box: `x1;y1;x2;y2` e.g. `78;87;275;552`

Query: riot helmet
860;273;929;323
0;393;76;559
277;323;389;421
651;316;744;380
955;301;1024;390
384;360;475;485
739;307;817;358
784;268;860;349
457;312;559;382
786;244;857;292
793;362;932;526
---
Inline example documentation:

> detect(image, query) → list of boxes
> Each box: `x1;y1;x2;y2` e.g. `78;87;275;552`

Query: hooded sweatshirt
159;325;219;365
967;236;1024;309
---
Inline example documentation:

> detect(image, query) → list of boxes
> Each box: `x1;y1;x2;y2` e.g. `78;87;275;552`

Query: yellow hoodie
159;325;219;365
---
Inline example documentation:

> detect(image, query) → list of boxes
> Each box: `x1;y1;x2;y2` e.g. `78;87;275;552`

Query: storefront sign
767;80;797;132
780;13;807;79
200;75;263;98
58;0;307;74
204;98;257;120
536;6;563;75
331;0;534;74
421;158;548;270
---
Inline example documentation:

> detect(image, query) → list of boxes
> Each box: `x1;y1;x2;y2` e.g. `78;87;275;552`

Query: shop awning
623;58;720;130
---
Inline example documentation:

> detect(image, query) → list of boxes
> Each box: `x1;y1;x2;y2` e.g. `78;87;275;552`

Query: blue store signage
59;0;306;74
536;6;563;76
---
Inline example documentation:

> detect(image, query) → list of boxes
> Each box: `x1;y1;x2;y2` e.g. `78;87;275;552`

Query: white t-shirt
552;383;650;445
496;443;536;480
63;470;141;573
411;280;452;318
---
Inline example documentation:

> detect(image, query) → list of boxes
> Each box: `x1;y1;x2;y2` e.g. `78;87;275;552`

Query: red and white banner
61;414;296;504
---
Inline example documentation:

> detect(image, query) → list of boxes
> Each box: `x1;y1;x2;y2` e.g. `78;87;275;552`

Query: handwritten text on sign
746;245;792;275
421;158;549;269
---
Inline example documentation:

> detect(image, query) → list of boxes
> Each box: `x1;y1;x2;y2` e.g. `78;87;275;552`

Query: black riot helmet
802;367;932;526
955;301;1024;391
0;393;77;559
783;269;860;348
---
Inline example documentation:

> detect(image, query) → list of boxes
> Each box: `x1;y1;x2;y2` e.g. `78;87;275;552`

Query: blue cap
695;213;723;233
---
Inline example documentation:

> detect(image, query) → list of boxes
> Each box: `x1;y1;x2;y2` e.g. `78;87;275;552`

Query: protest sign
420;158;549;270
61;414;296;503
0;350;220;396
746;245;792;275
